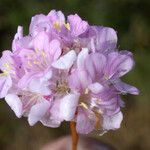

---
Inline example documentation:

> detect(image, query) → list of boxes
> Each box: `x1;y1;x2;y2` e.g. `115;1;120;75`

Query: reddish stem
70;121;79;150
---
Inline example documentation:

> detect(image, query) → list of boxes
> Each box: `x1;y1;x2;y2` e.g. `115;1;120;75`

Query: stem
70;121;79;150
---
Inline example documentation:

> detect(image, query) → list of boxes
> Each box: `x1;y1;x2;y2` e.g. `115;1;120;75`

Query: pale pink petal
106;52;134;78
47;10;65;24
5;94;23;118
29;14;49;35
52;50;76;69
90;26;117;52
33;31;49;51
68;14;88;37
117;55;134;77
76;108;96;134
77;48;89;70
0;76;12;98
88;82;104;94
18;73;38;89
0;50;13;71
28;100;50;126
68;70;92;92
28;71;52;95
68;71;83;92
85;53;106;80
41;115;61;128
102;111;123;130
113;79;139;95
41;99;63;128
28;78;51;95
12;36;32;53
49;39;61;60
40;70;52;82
14;26;23;39
60;93;80;121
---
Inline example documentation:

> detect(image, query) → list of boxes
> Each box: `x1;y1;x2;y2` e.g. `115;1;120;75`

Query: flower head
0;10;139;135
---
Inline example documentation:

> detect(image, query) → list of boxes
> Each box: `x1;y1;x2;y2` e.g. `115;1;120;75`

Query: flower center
0;63;15;76
53;21;70;31
79;89;103;114
56;79;70;94
26;49;49;71
79;88;90;109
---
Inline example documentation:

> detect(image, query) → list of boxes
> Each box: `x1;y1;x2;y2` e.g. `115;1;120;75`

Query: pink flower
18;31;76;89
12;26;32;53
29;10;65;37
0;50;23;98
67;14;89;37
40;70;79;127
68;48;124;134
29;14;51;37
5;92;51;122
0;10;139;135
87;26;118;53
29;10;89;48
103;51;139;95
0;51;13;98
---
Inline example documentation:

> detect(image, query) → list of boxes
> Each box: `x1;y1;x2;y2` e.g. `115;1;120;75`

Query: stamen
35;48;39;53
97;109;103;114
84;88;89;94
56;80;70;94
41;51;46;58
79;102;88;109
0;70;9;76
64;22;70;30
33;60;40;65
27;54;33;58
28;61;32;67
104;75;109;80
3;63;11;70
54;21;61;31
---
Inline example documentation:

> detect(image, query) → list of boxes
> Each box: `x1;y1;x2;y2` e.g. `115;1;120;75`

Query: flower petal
28;71;52;95
14;26;23;39
85;53;106;79
76;108;96;134
28;79;51;95
18;73;38;89
33;31;49;51
113;79;139;95
77;48;89;70
47;10;65;24
41;99;63;128
102;111;123;130
52;50;76;69
49;39;61;60
60;93;80;121
5;94;23;118
88;82;104;94
90;26;117;53
41;115;61;128
28;100;50;126
68;70;92;92
29;14;49;36
68;14;88;37
0;76;12;98
0;50;13;71
105;52;134;78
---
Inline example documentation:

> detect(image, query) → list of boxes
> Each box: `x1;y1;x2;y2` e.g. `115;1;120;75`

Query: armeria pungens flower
0;10;139;135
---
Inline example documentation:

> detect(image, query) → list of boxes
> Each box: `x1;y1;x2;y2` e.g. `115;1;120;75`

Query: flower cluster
0;10;139;134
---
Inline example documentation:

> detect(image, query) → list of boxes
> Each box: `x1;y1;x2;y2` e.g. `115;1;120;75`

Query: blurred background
0;0;149;149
